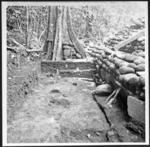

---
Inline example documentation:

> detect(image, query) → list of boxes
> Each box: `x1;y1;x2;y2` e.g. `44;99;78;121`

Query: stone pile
41;59;95;79
88;46;145;101
104;18;145;54
119;35;145;54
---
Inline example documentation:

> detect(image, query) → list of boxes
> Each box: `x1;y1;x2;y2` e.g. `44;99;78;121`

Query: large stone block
134;57;145;65
59;69;95;78
92;83;113;96
119;73;139;86
127;96;145;123
119;66;135;74
135;64;145;71
41;60;95;72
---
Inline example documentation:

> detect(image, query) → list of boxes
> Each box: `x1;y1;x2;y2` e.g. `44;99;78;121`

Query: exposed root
106;87;121;108
92;94;111;127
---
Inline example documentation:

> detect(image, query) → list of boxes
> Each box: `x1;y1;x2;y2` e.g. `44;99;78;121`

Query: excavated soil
7;63;144;143
7;74;110;143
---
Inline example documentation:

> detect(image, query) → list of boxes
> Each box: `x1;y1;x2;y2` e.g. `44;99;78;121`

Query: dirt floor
7;73;111;143
7;61;145;143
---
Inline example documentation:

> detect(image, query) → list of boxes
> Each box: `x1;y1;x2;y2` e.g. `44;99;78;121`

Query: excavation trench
7;62;144;143
7;73;111;143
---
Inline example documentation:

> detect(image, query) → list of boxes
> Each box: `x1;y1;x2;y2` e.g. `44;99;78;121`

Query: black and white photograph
2;1;149;146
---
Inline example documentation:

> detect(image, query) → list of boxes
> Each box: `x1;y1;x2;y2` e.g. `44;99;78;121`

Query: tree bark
47;6;57;60
61;7;72;45
26;6;29;49
44;6;87;61
43;6;57;60
66;7;86;58
37;15;41;39
85;11;93;38
43;7;50;53
52;6;63;61
28;17;34;48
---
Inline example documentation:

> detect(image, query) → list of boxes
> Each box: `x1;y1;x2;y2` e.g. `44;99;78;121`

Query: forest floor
7;63;144;143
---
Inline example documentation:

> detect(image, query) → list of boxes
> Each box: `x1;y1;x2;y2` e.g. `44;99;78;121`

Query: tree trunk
28;17;34;48
66;7;86;58
43;7;50;53
61;7;72;45
43;6;57;60
26;6;29;49
37;15;41;39
44;6;87;61
17;19;23;34
85;12;93;38
47;6;57;60
52;6;63;61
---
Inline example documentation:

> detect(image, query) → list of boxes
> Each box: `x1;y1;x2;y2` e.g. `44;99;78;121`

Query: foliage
70;2;146;43
7;6;48;49
7;2;146;48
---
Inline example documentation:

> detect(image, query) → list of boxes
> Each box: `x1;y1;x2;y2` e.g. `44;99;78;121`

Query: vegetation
7;2;146;69
6;2;146;143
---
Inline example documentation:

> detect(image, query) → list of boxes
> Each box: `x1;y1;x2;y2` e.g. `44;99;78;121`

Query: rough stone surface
117;53;137;62
123;54;138;62
135;64;145;71
94;94;144;142
134;57;145;65
60;69;96;78
119;66;135;74
137;72;145;86
41;60;95;72
119;73;139;85
127;96;145;123
93;84;113;96
136;71;145;78
127;63;137;69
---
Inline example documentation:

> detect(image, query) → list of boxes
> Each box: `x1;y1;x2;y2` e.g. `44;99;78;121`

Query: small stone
50;89;61;93
46;73;53;77
8;77;12;80
72;82;77;86
82;89;89;92
140;92;145;98
63;94;67;97
95;132;101;136
107;130;115;136
87;134;91;138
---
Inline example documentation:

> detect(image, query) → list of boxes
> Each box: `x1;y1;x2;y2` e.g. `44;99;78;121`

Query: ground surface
7;74;110;143
7;61;145;143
